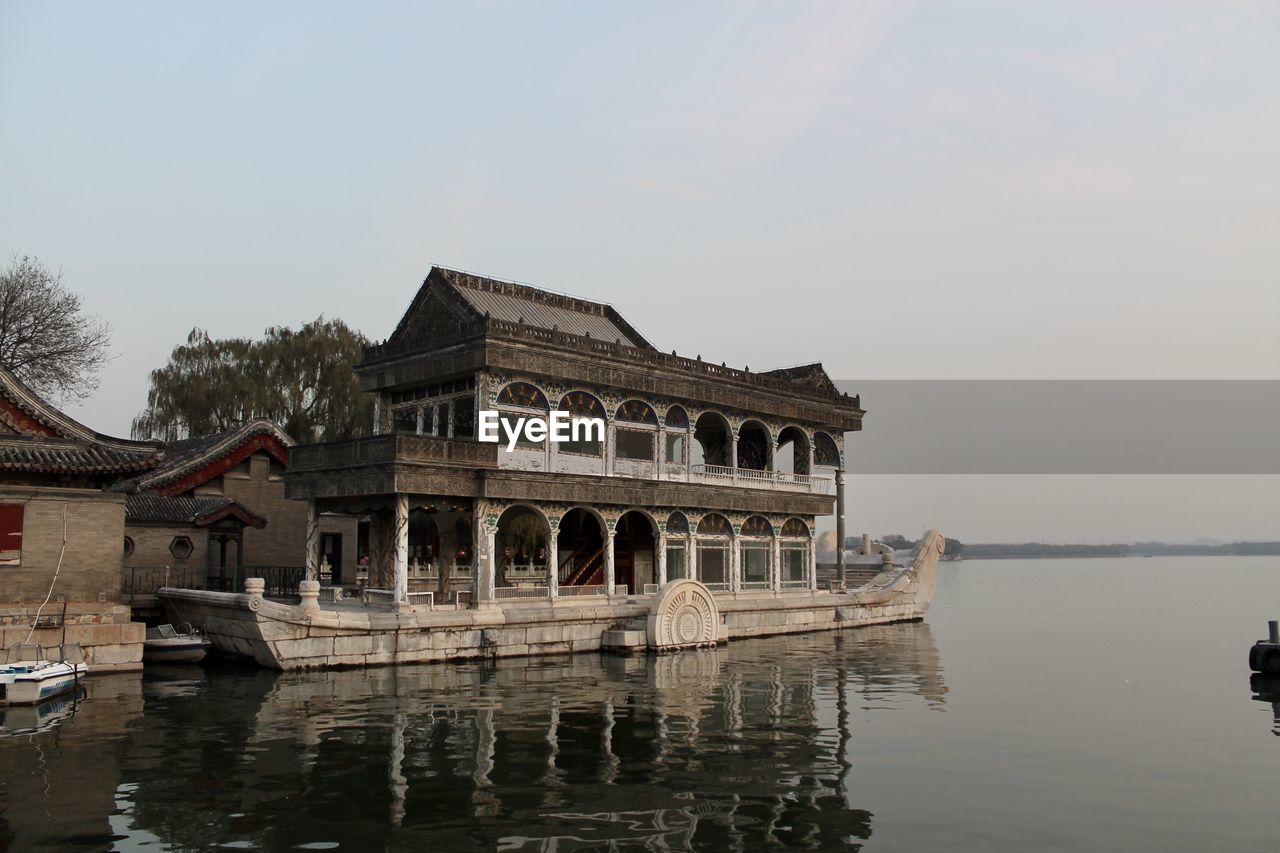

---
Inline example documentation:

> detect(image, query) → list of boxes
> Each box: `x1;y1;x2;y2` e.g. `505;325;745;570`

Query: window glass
615;428;653;461
665;433;685;464
742;544;770;584
666;545;685;581
782;546;807;582
452;399;474;437
697;544;728;585
499;413;544;449
393;407;418;433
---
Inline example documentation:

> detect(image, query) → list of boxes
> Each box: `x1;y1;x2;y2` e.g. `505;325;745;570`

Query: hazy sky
2;2;1276;541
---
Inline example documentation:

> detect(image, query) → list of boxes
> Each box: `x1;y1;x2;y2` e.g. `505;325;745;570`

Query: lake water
2;556;1278;851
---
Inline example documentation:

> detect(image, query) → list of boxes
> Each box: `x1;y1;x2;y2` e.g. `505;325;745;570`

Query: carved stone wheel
647;579;719;650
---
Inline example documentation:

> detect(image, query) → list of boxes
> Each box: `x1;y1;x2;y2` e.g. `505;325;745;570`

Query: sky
2;1;1277;542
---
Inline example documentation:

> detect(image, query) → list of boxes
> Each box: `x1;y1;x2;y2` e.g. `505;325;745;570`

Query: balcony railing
494;586;548;600
363;589;435;608
557;585;607;597
128;565;309;600
689;464;833;494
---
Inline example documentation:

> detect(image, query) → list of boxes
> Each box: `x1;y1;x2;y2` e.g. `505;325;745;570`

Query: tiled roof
125;494;267;528
0;435;163;475
438;269;651;347
0;365;164;476
120;419;293;492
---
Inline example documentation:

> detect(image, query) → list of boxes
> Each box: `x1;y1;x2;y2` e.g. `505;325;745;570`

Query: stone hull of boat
158;531;945;671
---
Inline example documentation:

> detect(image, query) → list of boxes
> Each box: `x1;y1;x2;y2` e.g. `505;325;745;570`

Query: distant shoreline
955;541;1280;559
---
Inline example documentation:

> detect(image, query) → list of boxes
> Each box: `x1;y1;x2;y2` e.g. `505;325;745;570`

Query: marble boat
158;530;945;670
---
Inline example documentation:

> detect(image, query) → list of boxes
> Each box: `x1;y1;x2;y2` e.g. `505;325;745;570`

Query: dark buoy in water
1248;621;1280;674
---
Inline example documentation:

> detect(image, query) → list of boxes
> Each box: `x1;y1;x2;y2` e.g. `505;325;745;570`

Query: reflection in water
1249;674;1280;737
0;623;946;851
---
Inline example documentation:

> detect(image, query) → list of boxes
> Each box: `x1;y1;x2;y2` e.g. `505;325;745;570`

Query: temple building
0;364;163;669
285;266;862;607
116;419;357;597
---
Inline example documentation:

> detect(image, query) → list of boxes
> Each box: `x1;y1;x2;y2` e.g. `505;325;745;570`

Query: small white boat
144;623;212;664
0;643;88;706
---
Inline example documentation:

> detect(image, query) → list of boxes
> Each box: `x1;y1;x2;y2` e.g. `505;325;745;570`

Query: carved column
393;494;409;604
729;536;741;592
604;530;616;595
546;524;559;600
305;500;320;582
656;426;665;482
656;533;667;587
809;538;818;590
369;512;394;590
604;420;614;476
771;534;782;593
474;500;497;603
835;469;847;589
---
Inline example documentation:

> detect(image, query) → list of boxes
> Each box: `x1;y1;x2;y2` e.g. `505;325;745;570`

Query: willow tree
133;317;373;442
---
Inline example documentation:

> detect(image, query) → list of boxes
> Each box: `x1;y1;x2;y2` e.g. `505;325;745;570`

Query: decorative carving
647;580;719;651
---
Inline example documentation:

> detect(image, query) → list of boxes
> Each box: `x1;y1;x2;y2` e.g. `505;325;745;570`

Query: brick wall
0;487;128;605
126;524;209;570
220;453;358;571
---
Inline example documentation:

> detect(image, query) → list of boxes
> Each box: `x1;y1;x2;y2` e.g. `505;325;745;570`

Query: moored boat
0;644;89;705
144;623;212;664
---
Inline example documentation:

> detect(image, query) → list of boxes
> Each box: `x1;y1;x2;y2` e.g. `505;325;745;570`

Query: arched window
615;400;657;424
781;518;810;538
693;412;732;467
496;382;548;409
558;391;605;455
615;400;657;461
558;390;606;420
739;516;772;588
814;432;840;467
697;513;732;535
696;513;731;589
665;512;689;581
664;406;689;466
737;420;772;471
776;426;811;475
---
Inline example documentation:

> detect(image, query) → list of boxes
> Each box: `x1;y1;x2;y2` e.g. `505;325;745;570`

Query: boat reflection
0;623;947;850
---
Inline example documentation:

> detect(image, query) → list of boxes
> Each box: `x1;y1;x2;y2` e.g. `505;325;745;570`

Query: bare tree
0;255;112;403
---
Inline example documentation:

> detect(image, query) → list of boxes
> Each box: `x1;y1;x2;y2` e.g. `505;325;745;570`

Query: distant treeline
854;536;1280;559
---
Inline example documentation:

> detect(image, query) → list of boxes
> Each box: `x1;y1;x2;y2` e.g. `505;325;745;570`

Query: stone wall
0;611;144;671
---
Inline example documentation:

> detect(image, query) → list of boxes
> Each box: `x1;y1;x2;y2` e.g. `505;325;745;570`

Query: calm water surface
2;556;1278;851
